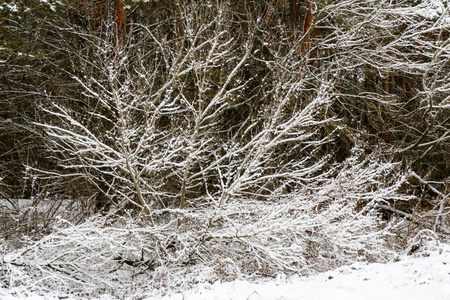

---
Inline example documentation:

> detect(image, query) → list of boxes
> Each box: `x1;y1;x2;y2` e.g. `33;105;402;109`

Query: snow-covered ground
2;245;450;300
151;246;450;300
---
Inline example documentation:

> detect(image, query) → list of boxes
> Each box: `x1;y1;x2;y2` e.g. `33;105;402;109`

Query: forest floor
1;243;449;300
151;244;450;300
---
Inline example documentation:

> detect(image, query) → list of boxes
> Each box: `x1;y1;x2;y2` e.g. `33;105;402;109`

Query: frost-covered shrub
406;229;442;257
0;151;412;298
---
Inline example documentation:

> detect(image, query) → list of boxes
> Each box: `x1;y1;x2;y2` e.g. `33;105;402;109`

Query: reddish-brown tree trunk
115;0;125;46
301;0;313;57
290;0;297;20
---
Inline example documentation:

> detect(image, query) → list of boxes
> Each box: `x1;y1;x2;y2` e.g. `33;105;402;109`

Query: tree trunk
301;0;313;57
290;0;298;21
115;0;125;46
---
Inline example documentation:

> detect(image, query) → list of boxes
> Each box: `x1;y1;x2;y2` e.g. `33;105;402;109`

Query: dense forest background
0;0;449;298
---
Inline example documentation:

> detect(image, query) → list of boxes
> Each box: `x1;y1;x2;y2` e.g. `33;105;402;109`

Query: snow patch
152;244;450;300
5;3;18;12
415;0;449;20
40;0;56;11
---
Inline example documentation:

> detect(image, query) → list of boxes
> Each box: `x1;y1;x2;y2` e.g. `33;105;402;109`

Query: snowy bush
0;151;410;298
